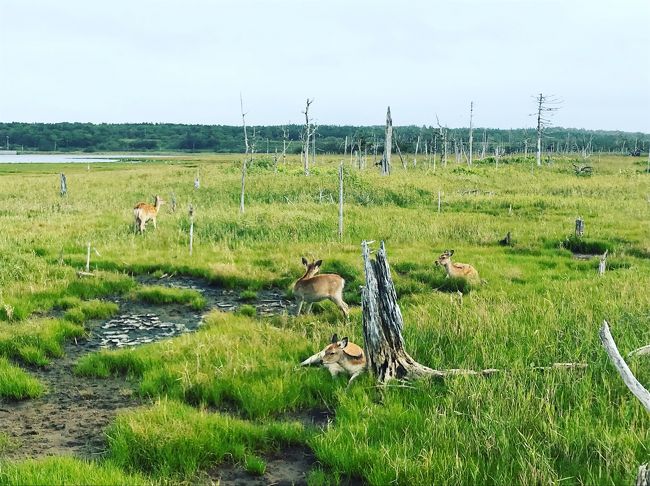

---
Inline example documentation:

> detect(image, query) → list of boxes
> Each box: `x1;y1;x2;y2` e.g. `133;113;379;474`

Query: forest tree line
0;122;648;155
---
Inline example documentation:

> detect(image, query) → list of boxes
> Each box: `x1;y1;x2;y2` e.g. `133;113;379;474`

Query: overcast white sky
1;0;648;131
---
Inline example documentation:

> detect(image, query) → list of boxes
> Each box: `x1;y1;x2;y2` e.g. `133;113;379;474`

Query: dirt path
0;342;140;460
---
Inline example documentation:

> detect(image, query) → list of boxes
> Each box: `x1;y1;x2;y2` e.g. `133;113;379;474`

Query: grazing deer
435;250;480;282
300;334;366;386
294;258;349;318
134;195;164;233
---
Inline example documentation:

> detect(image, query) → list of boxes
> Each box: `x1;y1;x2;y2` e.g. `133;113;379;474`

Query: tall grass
1;154;649;484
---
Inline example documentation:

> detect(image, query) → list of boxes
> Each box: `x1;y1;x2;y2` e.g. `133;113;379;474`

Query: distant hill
0;122;648;155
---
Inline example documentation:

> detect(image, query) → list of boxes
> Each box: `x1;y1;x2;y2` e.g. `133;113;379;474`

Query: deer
300;334;366;387
293;257;349;318
133;195;164;234
435;249;481;283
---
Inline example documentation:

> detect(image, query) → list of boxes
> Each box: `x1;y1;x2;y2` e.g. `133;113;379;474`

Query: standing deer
294;257;349;318
300;334;366;387
134;195;164;233
435;249;480;282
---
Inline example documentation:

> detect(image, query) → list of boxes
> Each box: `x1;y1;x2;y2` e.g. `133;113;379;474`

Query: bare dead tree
468;101;474;166
532;93;561;166
281;125;291;166
394;133;407;169
381;106;392;175
302;98;315;176
436;115;448;167
413;134;420;168
240;94;249;214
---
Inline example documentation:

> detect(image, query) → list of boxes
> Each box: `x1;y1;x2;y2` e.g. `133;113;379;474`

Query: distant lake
0;154;167;164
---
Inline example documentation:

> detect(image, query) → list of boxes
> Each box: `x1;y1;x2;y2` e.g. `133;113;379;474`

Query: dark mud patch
0;342;141;460
205;446;316;486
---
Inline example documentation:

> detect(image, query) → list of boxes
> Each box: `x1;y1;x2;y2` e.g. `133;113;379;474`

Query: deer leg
346;371;363;389
305;302;313;314
295;299;304;316
152;217;157;230
330;296;349;319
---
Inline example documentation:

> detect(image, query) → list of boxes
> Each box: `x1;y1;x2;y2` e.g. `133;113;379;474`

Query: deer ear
301;257;308;266
331;333;338;343
449;250;455;256
339;337;349;348
315;260;323;267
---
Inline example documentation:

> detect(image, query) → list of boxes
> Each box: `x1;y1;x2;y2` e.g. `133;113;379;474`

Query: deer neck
299;269;319;281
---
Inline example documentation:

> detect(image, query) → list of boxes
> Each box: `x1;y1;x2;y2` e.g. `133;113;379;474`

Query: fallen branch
599;320;650;413
76;271;95;278
628;345;650;358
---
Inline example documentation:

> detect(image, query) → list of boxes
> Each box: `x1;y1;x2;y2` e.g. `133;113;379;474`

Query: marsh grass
128;286;207;310
1;154;650;484
107;399;305;479
0;357;44;399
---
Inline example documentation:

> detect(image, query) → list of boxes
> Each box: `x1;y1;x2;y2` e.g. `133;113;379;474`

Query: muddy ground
0;275;332;485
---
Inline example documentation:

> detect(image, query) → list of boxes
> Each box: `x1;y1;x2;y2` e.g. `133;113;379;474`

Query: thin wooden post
194;170;200;190
60;173;67;197
437;190;441;213
85;242;91;272
598;250;608;276
575;217;585;237
468;101;474;166
189;205;194;256
338;162;344;241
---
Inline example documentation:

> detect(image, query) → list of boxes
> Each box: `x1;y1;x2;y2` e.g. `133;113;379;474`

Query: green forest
1;122;648;155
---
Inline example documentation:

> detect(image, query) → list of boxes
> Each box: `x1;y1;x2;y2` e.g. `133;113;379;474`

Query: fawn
293;258;349;318
300;334;366;386
435;250;480;282
134;195;164;233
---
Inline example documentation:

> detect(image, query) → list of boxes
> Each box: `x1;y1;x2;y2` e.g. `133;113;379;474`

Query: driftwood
599;321;650;413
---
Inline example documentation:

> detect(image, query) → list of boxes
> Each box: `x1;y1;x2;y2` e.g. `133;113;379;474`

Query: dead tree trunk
302;98;314;176
381;106;392;175
361;241;437;382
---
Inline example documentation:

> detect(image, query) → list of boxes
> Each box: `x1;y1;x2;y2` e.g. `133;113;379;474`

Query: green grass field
0;153;648;485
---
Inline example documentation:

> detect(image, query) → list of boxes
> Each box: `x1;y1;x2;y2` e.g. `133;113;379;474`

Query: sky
1;0;649;131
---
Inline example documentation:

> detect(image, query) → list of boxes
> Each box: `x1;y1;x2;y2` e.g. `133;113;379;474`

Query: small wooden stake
85;242;91;272
598;250;608;276
437;190;442;213
60;173;67;197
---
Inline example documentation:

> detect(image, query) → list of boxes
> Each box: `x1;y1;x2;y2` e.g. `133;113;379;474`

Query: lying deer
435;249;480;282
294;258;349;318
134;195;164;233
300;334;366;386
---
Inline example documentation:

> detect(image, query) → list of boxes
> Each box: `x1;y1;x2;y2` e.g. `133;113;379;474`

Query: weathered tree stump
638;464;650;486
361;240;435;382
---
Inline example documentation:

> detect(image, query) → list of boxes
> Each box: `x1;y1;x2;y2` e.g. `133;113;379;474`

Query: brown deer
134;195;164;233
300;334;366;387
294;258;349;318
435;249;480;282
